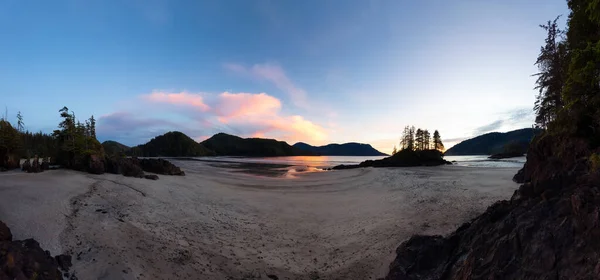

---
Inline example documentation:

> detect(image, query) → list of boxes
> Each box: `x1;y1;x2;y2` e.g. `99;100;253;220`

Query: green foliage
102;140;130;157
130;131;215;157
533;16;567;128
536;0;600;146
20;130;57;158
0;119;21;168
52;106;104;168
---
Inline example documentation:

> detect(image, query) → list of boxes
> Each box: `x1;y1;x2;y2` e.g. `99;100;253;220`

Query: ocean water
197;155;525;169
444;155;526;168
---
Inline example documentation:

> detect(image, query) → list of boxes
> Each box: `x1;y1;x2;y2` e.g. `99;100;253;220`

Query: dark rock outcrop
21;159;30;172
41;158;49;171
55;254;72;272
120;158;145;178
488;151;524;159
105;157;184;178
0;221;66;280
144;174;159;180
104;156;121;174
87;154;105;174
0;221;11;242
139;158;185;176
22;157;43;173
333;149;451;170
0;155;19;171
382;133;600;280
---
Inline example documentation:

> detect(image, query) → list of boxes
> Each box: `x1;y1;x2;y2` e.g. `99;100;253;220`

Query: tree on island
433;130;444;151
415;129;423;150
53;106;104;169
397;126;444;152
400;126;416;150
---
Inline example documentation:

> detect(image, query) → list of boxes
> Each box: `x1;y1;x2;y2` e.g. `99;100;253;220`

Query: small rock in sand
144;174;159;180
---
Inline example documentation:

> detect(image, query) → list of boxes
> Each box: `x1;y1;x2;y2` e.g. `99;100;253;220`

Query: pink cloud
194;135;210;142
140;90;328;145
224;63;308;109
215;92;280;121
145;91;210;112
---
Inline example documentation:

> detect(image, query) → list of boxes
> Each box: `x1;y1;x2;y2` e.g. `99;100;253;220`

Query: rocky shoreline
1;221;70;280
488;151;524;159
333;149;451;170
14;156;185;180
381;134;600;279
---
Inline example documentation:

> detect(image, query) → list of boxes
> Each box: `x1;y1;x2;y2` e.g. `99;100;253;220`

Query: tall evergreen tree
89;115;96;139
560;0;600;138
433;130;445;151
415;129;424;151
408;126;415;150
423;130;431;150
533;16;567;129
16;111;24;132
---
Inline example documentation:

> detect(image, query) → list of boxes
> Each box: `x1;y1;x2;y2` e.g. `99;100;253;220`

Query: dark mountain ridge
444;128;541;156
201;133;315;157
128;131;215;157
102;140;130;156
293;142;388;156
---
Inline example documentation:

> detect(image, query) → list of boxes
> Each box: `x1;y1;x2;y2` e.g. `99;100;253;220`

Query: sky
0;0;569;154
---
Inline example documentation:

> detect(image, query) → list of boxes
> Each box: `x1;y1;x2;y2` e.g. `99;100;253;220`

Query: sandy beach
0;161;519;280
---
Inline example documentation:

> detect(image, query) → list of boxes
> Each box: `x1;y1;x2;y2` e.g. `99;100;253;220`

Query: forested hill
293;142;388;156
102;140;130;156
444;128;541;156
128;131;216;157
201;133;315;157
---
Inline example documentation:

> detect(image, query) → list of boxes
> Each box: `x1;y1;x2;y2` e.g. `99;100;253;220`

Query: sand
0;161;519;280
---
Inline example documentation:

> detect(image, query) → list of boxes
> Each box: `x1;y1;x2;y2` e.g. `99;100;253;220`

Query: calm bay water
444;155;526;168
197;155;525;169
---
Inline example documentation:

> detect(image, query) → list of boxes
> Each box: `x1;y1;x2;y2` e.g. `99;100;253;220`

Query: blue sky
0;0;568;153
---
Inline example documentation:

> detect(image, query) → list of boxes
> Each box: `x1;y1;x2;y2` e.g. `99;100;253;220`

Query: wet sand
0;161;519;279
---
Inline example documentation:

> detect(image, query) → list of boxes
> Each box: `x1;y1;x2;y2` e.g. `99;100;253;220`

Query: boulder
22;157;43;173
55;254;72;272
104;156;121;174
41;157;49;171
488;151;524;159
120;158;144;178
0;221;64;280
144;174;159;180
0;220;12;241
5;159;19;170
139;158;185;176
87;154;105;174
21;159;30;172
31;155;41;173
382;133;600;280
